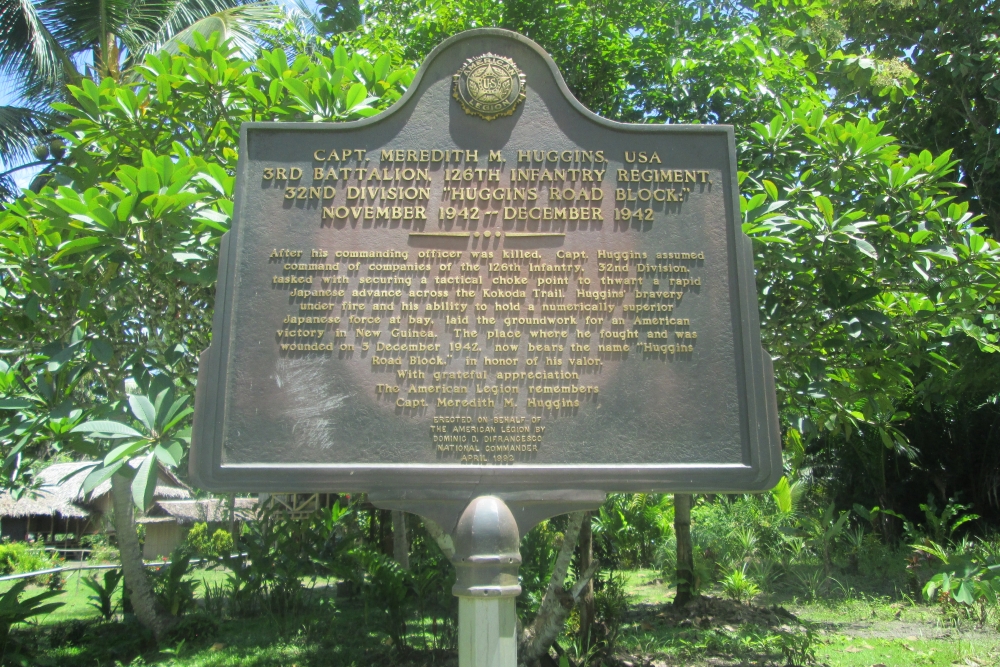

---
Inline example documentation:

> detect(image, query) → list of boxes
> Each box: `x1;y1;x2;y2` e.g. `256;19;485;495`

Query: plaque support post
369;490;606;667
452;496;521;667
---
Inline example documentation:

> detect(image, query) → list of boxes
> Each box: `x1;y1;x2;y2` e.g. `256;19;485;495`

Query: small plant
730;526;759;563
916;542;1000;622
793;567;826;600
919;495;979;544
152;548;199;617
360;549;414;652
775;624;818;666
801;503;849;573
749;556;781;592
0;580;63;654
593;569;630;653
721;565;760;603
81;568;122;621
203;579;230;618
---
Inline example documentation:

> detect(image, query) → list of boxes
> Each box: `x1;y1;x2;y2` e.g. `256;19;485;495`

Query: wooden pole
674;493;693;606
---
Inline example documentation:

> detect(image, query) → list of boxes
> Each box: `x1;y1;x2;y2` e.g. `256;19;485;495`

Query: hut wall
142;523;189;560
0;518;28;541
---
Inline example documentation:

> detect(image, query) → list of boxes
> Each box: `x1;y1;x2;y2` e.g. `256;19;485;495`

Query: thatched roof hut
137;497;256;559
0;461;192;544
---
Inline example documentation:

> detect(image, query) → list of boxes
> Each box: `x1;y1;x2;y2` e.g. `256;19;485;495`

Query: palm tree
0;102;50;199
0;0;282;199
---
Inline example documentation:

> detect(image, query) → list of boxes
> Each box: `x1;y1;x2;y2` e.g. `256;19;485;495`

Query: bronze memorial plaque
190;29;782;495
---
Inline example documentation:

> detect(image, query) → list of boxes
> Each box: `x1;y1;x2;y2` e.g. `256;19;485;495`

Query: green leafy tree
0;32;414;639
69;389;191;639
836;0;1000;236
0;0;283;199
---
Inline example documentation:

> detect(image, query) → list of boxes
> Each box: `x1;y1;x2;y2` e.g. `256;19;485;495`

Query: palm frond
0;103;47;165
134;0;280;62
0;0;69;86
0;103;50;201
38;0;166;75
282;0;321;36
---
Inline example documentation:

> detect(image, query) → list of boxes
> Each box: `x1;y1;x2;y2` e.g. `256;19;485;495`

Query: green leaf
72;421;144;439
373;53;391;82
131;453;157;510
90;340;113;363
954;579;976;605
129;395;157;432
104;440;144;466
854;238;878;259
345;83;367;110
762;179;778;200
0;399;34;410
153;441;183;467
136;167;161;193
815;196;834;224
82;460;123;496
333;45;348;68
51;237;102;262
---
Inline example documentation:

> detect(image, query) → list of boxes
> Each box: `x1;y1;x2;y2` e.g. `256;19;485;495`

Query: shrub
81;534;119;564
185;523;234;559
0;542;60;586
721;565;761;603
0;542;54;576
151;548;199;617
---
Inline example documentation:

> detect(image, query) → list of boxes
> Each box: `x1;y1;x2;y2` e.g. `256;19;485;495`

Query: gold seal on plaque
452;54;526;121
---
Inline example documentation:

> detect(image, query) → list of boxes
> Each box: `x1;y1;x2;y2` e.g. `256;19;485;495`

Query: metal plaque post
370;491;606;667
452;497;520;667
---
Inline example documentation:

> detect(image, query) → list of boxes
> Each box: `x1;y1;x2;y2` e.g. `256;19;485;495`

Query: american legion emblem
452;53;526;121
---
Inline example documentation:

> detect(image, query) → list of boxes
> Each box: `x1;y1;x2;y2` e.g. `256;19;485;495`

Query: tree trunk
367;506;378;546
577;512;595;652
392;510;409;570
379;509;393;555
519;512;599;667
674;493;693;607
111;473;176;642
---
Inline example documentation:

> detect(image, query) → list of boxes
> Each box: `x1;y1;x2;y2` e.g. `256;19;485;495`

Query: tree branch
518;512;597;667
421;517;454;559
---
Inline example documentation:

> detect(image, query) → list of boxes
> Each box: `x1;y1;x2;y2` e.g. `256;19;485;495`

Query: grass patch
0;566;996;665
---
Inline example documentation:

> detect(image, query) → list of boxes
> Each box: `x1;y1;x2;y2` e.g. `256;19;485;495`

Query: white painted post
458;597;517;667
452;496;521;667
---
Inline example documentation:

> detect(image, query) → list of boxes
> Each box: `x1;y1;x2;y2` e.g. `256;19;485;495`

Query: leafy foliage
0;0;285;201
70;388;190;511
0;33;414;498
185;522;234;559
81;568;123;621
152;548;200;617
0;579;63;653
837;0;1000;236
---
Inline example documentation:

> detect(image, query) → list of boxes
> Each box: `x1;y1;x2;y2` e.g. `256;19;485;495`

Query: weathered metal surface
452;496;521;598
190;28;782;494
